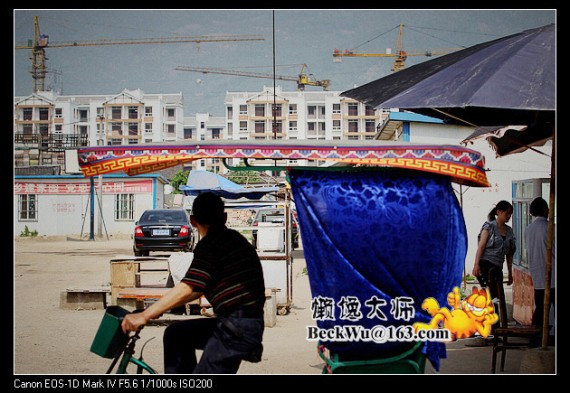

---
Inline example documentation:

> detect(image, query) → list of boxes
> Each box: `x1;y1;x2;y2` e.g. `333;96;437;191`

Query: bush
20;225;38;237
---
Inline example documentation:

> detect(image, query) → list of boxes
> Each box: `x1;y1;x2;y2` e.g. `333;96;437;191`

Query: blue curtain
289;169;466;371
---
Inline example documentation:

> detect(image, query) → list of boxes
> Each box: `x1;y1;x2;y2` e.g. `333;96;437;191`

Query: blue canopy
290;169;467;371
179;170;278;200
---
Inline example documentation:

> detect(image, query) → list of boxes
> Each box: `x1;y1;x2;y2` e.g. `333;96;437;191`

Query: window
318;122;326;134
255;104;265;117
22;124;33;135
239;105;247;115
55;108;63;118
55;124;63;134
22;108;32;121
227;123;233;137
211;129;221;139
39;108;50;121
114;194;134;221
319;105;326;117
332;104;341;114
145;123;153;133
289;121;297;131
145;106;153;117
167;124;175;134
333;120;341;131
272;120;283;134
365;120;376;133
184;128;194;139
272;104;282;117
39;124;49;136
254;121;265;134
307;122;316;136
128;123;138;136
167;108;175;119
227;106;233;118
112;123;122;135
200;122;205;129
365;105;375;116
348;120;359;133
112;107;122;119
19;194;37;221
78;109;88;122
307;105;316;118
348;103;358;116
240;121;248;131
288;104;297;115
128;106;138;119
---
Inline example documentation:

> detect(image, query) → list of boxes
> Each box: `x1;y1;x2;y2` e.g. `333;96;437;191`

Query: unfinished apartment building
14;88;184;174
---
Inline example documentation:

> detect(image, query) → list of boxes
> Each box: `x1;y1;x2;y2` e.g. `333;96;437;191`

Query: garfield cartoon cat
413;286;498;341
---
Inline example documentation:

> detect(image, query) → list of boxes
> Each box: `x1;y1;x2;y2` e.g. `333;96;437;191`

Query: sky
14;9;556;116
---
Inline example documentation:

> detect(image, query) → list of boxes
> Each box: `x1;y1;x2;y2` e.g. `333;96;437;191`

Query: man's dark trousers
163;314;264;374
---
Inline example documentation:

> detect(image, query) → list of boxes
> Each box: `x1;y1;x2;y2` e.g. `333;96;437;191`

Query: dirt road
14;237;534;375
13;237;322;375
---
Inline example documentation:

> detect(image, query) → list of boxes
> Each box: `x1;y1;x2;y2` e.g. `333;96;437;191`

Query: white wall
408;122;552;275
14;176;167;237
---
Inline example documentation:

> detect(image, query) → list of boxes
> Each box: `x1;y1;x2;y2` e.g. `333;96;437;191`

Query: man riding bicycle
122;192;265;374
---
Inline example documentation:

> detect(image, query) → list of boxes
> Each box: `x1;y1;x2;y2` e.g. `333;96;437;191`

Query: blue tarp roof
179;170;279;200
387;111;443;124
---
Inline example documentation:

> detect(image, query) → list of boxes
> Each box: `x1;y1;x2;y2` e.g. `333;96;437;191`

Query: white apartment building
224;86;384;142
182;112;226;173
14;88;184;171
222;86;385;173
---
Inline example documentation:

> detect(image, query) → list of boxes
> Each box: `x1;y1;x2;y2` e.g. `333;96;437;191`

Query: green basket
90;306;130;359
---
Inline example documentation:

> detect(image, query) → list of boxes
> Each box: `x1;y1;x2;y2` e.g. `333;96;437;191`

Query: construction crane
15;16;265;93
175;64;330;91
333;24;461;72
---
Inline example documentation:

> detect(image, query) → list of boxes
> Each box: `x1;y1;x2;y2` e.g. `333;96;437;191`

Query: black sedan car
133;209;194;256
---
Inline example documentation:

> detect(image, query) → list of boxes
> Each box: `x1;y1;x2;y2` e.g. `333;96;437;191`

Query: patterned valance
77;141;489;187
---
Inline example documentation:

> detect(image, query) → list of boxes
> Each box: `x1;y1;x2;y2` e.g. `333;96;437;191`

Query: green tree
169;169;189;194
226;165;263;185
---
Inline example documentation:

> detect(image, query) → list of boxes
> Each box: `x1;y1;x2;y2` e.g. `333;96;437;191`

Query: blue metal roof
387;111;444;124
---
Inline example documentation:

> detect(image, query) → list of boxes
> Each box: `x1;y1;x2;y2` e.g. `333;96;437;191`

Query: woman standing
472;201;517;324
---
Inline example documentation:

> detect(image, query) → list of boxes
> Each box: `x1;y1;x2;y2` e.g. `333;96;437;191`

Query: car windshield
140;210;187;224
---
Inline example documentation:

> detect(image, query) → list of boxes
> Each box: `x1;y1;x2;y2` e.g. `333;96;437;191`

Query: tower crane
175;64;330;91
333;24;461;72
15;16;265;93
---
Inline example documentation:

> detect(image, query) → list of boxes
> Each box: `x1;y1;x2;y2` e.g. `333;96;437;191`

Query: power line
351;25;400;51
405;25;502;37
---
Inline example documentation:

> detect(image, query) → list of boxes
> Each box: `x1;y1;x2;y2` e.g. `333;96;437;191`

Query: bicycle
91;306;157;374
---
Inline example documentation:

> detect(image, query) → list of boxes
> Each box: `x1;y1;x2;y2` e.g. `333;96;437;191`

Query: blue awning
179;170;279;200
387;111;444;124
